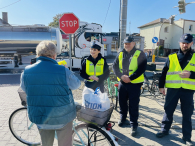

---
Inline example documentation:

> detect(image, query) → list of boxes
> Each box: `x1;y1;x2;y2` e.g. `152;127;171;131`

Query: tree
48;13;63;28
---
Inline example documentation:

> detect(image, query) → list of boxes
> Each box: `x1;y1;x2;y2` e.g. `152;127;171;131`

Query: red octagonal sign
59;13;79;34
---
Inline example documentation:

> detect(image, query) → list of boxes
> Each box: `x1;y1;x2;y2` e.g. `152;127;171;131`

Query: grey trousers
38;121;73;146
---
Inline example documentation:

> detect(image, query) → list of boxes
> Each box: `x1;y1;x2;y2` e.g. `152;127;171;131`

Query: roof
138;18;169;28
0;18;10;26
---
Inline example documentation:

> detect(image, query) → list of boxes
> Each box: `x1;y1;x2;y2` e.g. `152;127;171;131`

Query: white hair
36;41;57;57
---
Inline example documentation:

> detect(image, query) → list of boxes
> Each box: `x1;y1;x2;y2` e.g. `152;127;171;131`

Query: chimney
2;12;8;23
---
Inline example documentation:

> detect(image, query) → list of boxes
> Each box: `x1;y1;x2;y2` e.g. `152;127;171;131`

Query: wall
170;23;183;49
174;19;184;29
140;24;161;50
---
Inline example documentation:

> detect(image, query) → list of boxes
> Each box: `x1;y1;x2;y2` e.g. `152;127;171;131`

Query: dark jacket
159;48;195;88
80;53;110;90
112;47;147;85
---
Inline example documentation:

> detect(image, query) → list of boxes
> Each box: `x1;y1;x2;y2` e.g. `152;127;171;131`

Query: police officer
80;40;110;92
113;36;147;136
156;34;195;146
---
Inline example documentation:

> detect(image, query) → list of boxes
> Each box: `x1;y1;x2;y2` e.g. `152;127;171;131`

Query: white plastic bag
82;87;110;111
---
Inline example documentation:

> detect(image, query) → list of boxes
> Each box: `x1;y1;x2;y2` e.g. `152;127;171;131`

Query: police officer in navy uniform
113;36;147;136
80;40;110;92
156;34;195;146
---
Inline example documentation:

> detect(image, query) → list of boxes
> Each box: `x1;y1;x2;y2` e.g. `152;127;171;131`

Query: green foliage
48;13;64;28
159;46;164;56
155;46;164;56
154;48;157;55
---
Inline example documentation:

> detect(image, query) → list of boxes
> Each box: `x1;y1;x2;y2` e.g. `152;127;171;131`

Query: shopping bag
82;87;110;111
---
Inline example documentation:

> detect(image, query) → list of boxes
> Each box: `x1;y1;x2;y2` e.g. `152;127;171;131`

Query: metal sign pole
69;34;72;71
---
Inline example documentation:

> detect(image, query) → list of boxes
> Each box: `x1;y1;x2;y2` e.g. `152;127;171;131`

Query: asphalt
0;56;194;146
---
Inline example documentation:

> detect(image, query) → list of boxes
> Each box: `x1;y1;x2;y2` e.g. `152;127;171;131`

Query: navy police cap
124;36;134;43
179;33;193;43
91;40;101;50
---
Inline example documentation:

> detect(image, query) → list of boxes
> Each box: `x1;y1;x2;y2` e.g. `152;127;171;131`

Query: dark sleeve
129;51;147;80
190;71;195;79
112;53;123;78
79;58;90;80
97;58;110;83
159;57;170;88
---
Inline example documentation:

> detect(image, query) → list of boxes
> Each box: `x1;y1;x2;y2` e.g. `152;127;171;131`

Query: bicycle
141;71;166;106
104;73;118;110
104;71;166;108
9;88;119;146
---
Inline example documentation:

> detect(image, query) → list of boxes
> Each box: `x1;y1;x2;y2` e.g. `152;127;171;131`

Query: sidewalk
73;82;195;146
0;80;194;146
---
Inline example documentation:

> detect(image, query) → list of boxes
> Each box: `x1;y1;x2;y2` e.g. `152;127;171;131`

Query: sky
0;0;195;34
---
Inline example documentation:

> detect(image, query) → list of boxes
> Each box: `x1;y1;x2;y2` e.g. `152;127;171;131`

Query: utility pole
129;22;131;36
119;0;128;51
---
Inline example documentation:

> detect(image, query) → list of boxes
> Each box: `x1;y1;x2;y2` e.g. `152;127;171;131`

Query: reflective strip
166;80;195;85
182;80;195;85
166;71;181;75
166;80;181;83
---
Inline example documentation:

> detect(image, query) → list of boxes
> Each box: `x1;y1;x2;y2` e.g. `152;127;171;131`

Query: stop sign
59;13;79;34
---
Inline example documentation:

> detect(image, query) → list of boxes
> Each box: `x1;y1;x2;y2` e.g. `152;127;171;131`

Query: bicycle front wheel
9;107;41;145
72;123;115;146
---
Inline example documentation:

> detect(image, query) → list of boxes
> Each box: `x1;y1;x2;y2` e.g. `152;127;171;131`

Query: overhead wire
0;0;21;9
102;0;112;27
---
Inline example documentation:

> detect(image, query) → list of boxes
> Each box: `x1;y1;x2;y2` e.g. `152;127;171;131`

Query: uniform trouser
38;121;73;146
118;81;141;128
161;88;194;140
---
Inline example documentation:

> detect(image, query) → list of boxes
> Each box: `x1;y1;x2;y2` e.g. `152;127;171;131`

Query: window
164;26;168;33
189;25;193;31
84;32;102;43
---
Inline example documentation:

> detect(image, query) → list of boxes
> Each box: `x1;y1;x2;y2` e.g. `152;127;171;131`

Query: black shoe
156;131;169;138
131;127;137;137
118;119;126;127
182;137;194;146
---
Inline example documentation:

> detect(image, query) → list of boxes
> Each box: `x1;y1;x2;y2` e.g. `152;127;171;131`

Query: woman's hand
89;75;99;81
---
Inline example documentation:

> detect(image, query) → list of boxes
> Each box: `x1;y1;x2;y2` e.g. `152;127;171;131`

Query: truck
0;25;63;68
0;21;104;69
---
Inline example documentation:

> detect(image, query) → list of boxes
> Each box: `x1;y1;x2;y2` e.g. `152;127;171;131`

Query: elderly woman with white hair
20;41;81;146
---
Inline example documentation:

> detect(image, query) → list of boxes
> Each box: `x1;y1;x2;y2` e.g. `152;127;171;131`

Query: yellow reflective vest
58;60;67;66
117;50;144;83
165;53;195;90
86;58;104;82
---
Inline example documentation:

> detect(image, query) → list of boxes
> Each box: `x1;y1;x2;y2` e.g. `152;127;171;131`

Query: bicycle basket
76;103;114;126
153;73;162;81
17;87;27;106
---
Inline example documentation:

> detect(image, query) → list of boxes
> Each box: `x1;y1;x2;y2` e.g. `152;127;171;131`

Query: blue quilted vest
23;56;76;126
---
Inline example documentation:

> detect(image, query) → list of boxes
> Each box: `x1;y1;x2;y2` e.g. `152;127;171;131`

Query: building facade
139;18;195;56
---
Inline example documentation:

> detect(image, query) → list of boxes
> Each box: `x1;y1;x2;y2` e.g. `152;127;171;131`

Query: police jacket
113;47;147;85
23;56;76;128
80;53;110;90
159;48;195;88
